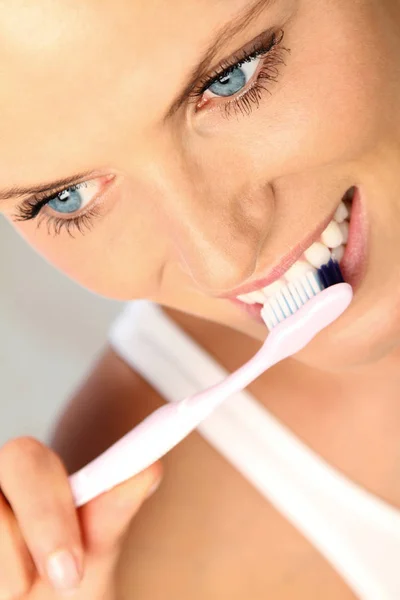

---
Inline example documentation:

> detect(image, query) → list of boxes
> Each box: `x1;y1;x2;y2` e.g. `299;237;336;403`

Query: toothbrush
69;259;352;507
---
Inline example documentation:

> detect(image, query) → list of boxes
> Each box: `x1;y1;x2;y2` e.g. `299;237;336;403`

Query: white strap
109;301;400;600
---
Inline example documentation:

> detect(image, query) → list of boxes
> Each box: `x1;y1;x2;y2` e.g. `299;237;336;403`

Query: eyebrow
0;169;95;202
166;0;276;118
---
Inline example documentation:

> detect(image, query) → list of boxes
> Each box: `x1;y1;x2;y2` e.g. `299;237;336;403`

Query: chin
268;284;400;372
293;330;397;373
296;266;400;373
234;315;399;373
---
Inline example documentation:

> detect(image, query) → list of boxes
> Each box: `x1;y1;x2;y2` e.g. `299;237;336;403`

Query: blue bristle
333;260;345;283
317;265;329;289
317;258;344;289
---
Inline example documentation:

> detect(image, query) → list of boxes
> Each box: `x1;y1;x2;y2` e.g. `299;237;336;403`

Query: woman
1;0;400;597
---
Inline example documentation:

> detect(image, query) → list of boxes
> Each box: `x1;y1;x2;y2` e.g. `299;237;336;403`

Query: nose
148;157;275;295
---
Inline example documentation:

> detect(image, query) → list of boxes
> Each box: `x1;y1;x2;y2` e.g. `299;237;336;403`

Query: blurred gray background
0;216;122;446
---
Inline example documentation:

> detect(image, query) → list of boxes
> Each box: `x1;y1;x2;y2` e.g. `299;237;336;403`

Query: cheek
9;190;171;301
11;222;106;292
280;6;394;170
269;57;386;177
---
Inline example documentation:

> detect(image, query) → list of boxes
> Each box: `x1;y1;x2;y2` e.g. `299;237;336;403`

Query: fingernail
146;478;162;499
46;549;81;592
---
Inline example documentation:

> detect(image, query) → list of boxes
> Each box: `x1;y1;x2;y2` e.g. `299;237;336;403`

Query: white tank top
108;300;400;600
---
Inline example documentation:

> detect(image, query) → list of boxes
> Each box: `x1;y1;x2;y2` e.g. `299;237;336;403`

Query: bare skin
114;308;400;598
51;318;400;598
1;0;400;596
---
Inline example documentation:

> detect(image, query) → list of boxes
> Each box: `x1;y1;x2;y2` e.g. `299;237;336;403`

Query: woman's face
1;0;400;371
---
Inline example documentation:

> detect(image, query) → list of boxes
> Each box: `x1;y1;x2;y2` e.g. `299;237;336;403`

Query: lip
230;185;368;324
217;200;342;300
340;186;368;289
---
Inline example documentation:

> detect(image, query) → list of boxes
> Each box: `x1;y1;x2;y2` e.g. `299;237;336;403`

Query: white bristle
261;268;329;332
263;313;275;331
307;271;323;295
263;302;279;329
293;279;309;304
281;286;298;314
287;282;304;309
276;291;292;318
269;296;285;323
301;274;315;299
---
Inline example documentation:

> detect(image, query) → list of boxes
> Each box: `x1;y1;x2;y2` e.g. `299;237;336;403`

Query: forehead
0;0;245;186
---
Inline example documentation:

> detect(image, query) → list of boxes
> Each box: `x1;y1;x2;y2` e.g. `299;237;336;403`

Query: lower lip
340;186;368;289
230;186;368;324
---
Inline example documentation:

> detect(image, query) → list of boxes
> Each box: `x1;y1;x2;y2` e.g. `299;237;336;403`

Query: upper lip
216;206;339;300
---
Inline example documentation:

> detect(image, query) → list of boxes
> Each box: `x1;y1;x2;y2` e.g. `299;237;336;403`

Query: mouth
228;186;367;323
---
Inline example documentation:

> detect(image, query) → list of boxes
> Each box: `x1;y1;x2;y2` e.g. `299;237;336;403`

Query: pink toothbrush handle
69;283;352;507
69;401;198;507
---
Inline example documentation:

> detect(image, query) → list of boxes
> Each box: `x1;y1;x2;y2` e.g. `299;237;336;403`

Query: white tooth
262;280;284;297
304;242;332;269
321;221;343;248
237;294;257;305
284;260;312;282
247;291;267;304
332;244;345;263
339;221;349;244
334;202;349;223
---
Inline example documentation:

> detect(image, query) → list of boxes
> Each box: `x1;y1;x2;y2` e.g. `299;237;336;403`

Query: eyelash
189;28;289;119
13;29;289;237
13;182;104;238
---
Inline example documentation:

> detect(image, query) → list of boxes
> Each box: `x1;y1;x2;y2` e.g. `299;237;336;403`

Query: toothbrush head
261;259;347;332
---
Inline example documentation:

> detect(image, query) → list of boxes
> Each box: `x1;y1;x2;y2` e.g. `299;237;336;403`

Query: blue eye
13;175;114;237
207;56;261;98
47;181;100;214
48;186;82;213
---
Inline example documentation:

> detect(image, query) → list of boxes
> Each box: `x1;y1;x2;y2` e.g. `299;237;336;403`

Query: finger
0;492;35;598
79;461;163;557
0;437;84;594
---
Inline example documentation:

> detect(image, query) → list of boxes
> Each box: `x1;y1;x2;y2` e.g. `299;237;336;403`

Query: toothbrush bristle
261;258;345;331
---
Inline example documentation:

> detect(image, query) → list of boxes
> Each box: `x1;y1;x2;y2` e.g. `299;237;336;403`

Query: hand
0;436;162;599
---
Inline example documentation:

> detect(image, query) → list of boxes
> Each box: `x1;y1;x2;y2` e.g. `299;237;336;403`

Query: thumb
79;462;163;556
